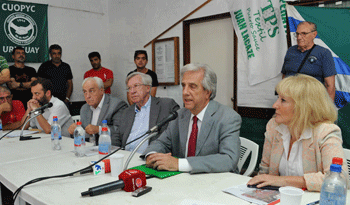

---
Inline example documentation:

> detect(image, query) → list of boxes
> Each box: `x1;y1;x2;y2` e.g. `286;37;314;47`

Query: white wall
7;0;279;108
108;0;278;108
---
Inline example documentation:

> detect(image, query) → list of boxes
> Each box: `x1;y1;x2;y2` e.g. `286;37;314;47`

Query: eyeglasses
0;95;12;101
294;31;315;38
126;84;145;92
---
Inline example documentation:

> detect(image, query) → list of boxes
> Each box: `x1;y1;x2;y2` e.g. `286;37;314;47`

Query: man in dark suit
144;63;242;173
67;77;128;141
113;72;179;153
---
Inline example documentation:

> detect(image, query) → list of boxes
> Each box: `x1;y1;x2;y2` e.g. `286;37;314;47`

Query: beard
38;95;49;106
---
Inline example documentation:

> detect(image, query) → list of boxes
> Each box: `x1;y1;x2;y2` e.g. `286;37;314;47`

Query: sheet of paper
4;130;39;138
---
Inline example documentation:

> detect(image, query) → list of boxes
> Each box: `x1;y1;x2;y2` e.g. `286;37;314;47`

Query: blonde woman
247;74;348;191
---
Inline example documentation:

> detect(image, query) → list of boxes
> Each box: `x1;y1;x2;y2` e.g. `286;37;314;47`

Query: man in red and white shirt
0;86;25;130
84;52;113;94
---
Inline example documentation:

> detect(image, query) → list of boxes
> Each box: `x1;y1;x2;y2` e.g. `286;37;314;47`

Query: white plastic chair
72;115;81;123
237;137;259;176
343;148;350;177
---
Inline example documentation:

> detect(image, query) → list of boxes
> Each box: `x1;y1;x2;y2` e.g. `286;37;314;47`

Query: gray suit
80;94;128;139
143;100;242;174
112;96;179;147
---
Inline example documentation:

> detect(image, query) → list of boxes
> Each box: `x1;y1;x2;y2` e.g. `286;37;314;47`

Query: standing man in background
127;50;158;105
0;55;11;84
84;51;113;94
281;21;336;101
7;47;37;109
38;44;73;107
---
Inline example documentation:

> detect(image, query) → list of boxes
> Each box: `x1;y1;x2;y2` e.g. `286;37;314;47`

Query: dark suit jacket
143;100;242;174
80;94;128;139
112;96;179;147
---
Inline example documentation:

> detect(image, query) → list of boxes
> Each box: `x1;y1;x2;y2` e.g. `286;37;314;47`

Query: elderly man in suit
113;72;179;153
68;77;128;141
144;63;242;173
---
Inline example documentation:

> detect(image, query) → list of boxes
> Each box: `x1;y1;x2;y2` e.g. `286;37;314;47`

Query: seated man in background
68;77;127;141
0;86;25;130
113;72;179;153
21;78;73;137
144;63;242;173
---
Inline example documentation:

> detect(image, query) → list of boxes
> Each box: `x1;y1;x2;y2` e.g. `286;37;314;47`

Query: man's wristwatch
19;82;23;88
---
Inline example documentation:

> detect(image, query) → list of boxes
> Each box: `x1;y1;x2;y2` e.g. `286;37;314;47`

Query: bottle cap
102;120;107;124
330;164;342;173
102;127;108;132
53;116;57;119
77;121;82;125
332;157;343;165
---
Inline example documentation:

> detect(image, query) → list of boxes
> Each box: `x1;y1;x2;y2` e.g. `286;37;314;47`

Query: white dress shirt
277;124;312;176
90;94;105;126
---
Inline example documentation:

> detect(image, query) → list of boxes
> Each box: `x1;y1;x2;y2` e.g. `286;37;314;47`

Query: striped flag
287;5;350;108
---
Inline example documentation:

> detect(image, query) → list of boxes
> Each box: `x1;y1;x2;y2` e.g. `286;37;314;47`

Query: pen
306;200;319;205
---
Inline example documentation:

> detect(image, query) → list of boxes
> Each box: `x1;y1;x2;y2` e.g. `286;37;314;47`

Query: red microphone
81;169;146;196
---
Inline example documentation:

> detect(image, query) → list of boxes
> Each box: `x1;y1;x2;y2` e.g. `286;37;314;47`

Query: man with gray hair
281;21;336;101
144;63;242;173
112;72;179;153
68;77;127;141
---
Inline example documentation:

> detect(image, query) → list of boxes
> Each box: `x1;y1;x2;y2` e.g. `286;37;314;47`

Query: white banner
226;0;288;85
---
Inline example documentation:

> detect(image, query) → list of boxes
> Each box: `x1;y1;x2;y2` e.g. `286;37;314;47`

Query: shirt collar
191;102;209;122
90;94;105;111
135;96;151;113
275;123;312;141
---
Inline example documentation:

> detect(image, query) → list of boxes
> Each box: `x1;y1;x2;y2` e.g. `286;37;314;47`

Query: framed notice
152;37;179;85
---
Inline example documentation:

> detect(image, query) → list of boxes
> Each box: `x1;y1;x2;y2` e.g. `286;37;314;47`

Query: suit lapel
196;101;215;155
122;105;136;146
97;94;109;126
149;97;160;129
180;109;191;156
301;131;317;173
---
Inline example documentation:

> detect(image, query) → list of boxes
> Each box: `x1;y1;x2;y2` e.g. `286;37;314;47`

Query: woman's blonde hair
275;74;337;138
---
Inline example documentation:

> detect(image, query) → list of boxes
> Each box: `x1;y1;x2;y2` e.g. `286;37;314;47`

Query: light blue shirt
125;97;151;153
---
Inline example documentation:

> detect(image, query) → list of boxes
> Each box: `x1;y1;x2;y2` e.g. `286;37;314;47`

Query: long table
0;134;349;204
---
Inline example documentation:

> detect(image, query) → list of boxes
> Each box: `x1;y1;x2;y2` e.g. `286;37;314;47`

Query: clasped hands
68;123;99;135
146;153;179;171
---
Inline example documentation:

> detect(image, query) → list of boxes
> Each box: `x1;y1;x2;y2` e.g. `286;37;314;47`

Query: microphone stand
123;131;158;171
19;111;42;141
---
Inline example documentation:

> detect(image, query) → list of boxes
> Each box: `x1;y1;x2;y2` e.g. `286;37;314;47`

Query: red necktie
187;116;198;157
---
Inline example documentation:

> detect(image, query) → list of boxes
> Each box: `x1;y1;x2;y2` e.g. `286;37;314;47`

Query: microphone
149;111;178;133
30;102;53;113
81;169;146;196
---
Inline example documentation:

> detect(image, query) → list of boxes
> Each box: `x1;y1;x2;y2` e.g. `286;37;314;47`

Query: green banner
0;1;49;63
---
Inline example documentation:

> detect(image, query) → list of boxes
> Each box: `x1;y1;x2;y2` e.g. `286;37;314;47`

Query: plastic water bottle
0;118;2;138
51;116;61;150
320;164;347;205
98;127;111;159
74;121;85;157
99;120;111;136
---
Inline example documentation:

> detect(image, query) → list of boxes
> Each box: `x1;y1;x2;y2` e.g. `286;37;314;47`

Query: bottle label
320;191;346;204
0;124;2;130
74;136;85;147
98;143;110;155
